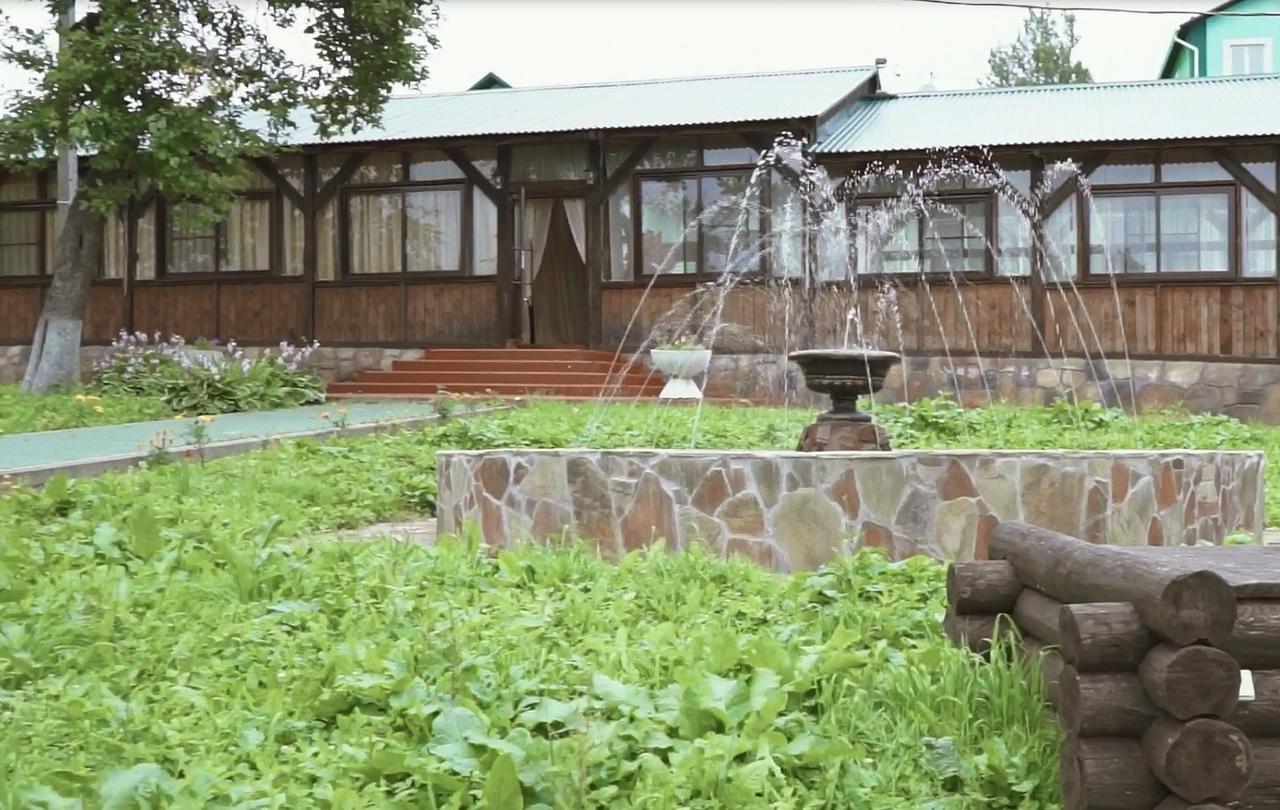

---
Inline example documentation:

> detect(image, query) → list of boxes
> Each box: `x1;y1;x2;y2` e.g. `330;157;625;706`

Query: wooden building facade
2;68;1279;367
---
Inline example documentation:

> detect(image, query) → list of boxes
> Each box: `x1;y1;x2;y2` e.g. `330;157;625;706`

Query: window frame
631;166;771;280
1222;37;1273;76
1080;182;1239;281
339;178;470;279
158;190;277;279
0;170;55;281
844;190;997;280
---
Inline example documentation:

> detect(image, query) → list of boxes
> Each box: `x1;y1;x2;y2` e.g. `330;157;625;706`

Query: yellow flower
337;408;349;416
93;405;105;414
319;411;332;420
174;414;187;420
86;395;101;402
197;414;216;423
74;394;86;402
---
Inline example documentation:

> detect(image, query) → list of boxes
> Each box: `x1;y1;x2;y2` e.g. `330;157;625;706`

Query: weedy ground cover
0;384;171;435
2;398;1275;807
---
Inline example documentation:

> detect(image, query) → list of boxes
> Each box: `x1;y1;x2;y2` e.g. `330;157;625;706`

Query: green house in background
1160;0;1280;77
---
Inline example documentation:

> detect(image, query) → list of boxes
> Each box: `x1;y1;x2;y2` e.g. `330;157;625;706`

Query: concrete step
391;358;645;374
358;370;660;385
327;381;665;397
423;348;623;362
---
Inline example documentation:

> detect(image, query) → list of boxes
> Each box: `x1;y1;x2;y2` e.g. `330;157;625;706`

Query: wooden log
1061;734;1168;810
1219;600;1280;669
1231;670;1280;736
1141;715;1252;803
990;522;1237;646
1013;588;1064;645
946;560;1022;614
943;610;1012;654
1237;738;1280;810
1059;602;1157;672
1024;636;1065;707
1059;665;1158;736
1126;547;1280;598
1139;644;1241;720
1153;797;1228;810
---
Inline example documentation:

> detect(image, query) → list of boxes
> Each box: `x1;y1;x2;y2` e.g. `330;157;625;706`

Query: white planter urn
650;347;712;400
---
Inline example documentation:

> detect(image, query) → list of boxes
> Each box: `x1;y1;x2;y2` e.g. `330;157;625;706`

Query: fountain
434;139;1266;570
790;349;900;451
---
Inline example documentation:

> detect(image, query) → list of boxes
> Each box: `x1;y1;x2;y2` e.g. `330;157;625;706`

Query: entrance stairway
326;347;666;400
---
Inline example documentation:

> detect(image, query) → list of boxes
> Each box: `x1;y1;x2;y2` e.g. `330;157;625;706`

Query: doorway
521;196;588;346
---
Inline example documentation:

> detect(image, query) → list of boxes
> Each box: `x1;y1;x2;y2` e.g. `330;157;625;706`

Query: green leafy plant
0;384;170;435
91;332;326;415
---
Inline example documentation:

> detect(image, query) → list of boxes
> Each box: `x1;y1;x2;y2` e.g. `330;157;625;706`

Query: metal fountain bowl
788;349;902;422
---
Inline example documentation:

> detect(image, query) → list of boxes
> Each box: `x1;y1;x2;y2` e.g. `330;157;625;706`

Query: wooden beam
302;154;317;340
1028;156;1048;355
586;139;604;347
314;153;365;213
441;147;502;207
589;138;654;206
495;145;514;345
1210;147;1280;216
250;156;304;210
1042;152;1107;218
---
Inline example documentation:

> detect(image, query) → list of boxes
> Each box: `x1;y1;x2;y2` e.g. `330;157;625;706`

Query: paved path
0;401;451;476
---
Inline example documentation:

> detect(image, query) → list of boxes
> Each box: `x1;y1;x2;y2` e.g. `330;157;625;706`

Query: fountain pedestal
789;349;901;452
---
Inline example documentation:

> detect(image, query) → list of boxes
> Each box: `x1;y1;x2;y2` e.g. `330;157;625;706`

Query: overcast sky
0;0;1217;98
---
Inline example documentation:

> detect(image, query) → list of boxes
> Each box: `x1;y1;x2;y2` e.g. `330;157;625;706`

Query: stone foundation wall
700;354;1280;422
437;448;1264;571
0;345;423;385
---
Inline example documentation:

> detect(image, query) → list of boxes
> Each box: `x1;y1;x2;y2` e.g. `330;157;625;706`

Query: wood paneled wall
600;279;1280;363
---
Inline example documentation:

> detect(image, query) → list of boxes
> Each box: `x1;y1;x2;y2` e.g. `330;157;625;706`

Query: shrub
91;331;326;414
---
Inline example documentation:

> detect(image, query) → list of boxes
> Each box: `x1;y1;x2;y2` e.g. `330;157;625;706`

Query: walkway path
0;401;456;481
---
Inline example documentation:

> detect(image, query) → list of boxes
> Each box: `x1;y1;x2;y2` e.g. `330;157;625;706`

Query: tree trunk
1142;715;1253;803
1232;670;1280;736
1220;600;1280;669
1060;602;1156;672
20;193;103;394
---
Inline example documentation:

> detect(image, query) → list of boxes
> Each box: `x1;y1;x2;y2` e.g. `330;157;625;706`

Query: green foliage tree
0;0;440;393
985;9;1093;88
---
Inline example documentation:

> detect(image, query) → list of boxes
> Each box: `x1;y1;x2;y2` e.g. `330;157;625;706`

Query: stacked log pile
945;522;1280;810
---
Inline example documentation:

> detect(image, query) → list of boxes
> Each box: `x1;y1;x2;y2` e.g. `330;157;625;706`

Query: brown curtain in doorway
532;199;589;345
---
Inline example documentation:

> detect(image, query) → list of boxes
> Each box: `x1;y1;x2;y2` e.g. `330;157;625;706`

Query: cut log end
1139;644;1240;720
1142;716;1253;804
1160;570;1239;647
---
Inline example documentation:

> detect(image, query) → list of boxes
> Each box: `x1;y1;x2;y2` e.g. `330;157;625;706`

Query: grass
0;384;171;435
1;397;1274;807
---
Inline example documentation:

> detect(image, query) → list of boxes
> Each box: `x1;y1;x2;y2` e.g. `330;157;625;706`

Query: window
1224;39;1272;75
851;197;989;275
1088;190;1230;275
637;173;761;275
0;172;53;277
347;186;463;275
166;197;271;274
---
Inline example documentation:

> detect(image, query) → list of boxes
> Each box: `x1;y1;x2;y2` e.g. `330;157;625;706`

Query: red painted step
328;347;668;401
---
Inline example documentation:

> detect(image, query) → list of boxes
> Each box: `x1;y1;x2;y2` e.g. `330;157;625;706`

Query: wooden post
495;145;514;345
1028;155;1047;356
1059;602;1156;672
1142;715;1253;804
946;560;1021;614
1058;666;1158;737
989;522;1238;646
1139;644;1241;720
586;139;603;347
1220;600;1280;668
302;154;317;341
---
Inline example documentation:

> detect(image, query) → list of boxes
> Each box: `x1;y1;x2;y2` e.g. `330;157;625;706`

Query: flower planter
650;347;712;400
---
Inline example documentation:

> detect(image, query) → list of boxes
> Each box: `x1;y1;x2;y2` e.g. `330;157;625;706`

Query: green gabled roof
812;73;1280;154
276;65;877;146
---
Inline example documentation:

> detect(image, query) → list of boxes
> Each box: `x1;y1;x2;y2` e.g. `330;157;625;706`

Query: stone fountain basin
436;448;1264;571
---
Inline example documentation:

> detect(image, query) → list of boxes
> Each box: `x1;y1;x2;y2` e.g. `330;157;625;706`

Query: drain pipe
1174;37;1200;76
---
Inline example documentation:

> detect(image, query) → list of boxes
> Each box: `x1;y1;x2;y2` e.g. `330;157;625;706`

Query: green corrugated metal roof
279;66;876;146
812;74;1280;154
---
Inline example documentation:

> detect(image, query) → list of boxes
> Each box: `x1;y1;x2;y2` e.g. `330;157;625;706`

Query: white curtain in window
1244;187;1278;278
102;211;127;279
770;171;806;279
136;203;156;280
406;188;462;272
607;187;631;281
316;199;338;280
349;193;403;274
168;204;217;274
524;199;554;279
283;198;305;277
224;198;271;272
562;198;586;262
473;193;498;276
